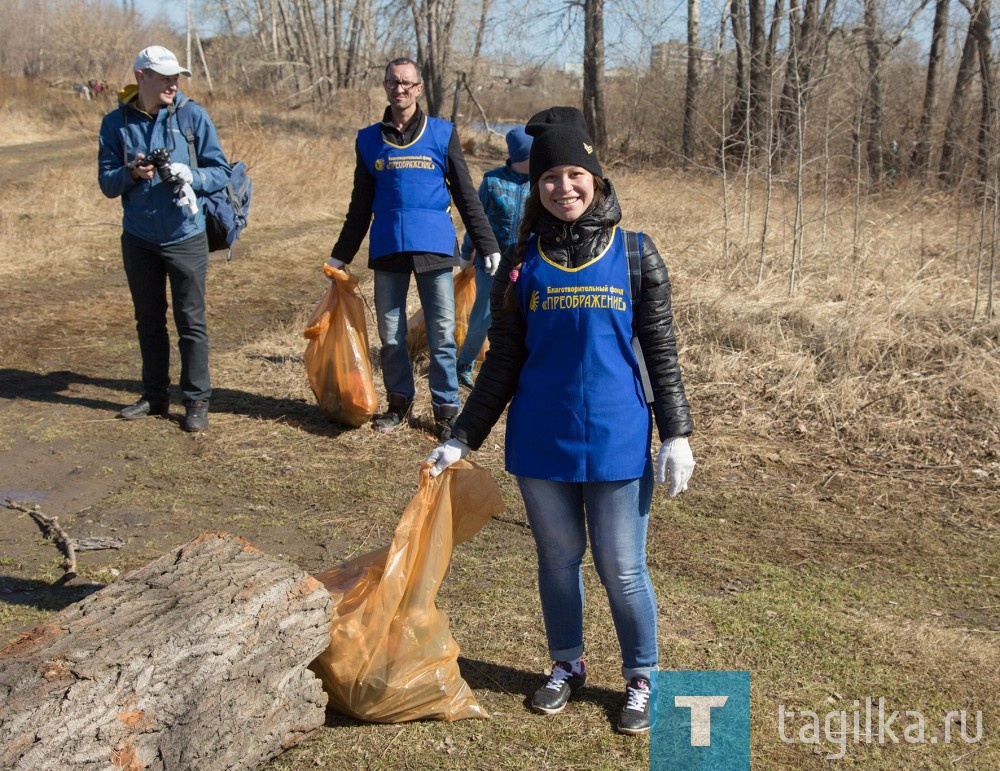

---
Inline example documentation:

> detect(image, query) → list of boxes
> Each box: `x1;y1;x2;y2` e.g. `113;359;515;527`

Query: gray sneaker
617;676;652;735
531;661;586;715
457;364;475;390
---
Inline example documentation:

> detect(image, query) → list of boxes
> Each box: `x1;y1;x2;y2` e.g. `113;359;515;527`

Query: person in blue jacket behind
455;126;532;389
98;45;231;432
427;106;696;736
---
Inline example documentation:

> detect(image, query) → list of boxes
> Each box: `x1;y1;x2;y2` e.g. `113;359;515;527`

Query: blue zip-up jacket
460;162;530;262
98;87;231;246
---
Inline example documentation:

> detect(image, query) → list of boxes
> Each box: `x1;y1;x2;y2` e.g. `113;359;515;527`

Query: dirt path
0;136;92;185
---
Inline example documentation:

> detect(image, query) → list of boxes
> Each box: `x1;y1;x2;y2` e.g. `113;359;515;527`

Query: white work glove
175;182;198;215
326;256;346;271
459;254;473;272
656;436;695;497
426;438;470;478
484;252;501;276
167;162;194;186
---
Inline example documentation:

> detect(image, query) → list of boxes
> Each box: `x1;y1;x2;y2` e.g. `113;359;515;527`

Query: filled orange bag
303;264;378;426
311;461;504;722
406;267;486;360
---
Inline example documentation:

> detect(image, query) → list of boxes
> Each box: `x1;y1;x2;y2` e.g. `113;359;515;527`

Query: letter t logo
674;695;730;746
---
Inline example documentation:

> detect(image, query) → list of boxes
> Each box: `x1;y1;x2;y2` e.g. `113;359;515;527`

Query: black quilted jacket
451;179;694;450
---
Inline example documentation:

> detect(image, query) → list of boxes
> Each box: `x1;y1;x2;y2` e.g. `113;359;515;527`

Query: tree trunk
940;0;985;185
682;0;701;164
727;0;750;162
0;532;332;771
864;0;886;184
408;0;459;116
583;0;607;154
911;0;950;175
748;0;769;147
776;0;838;163
973;0;994;187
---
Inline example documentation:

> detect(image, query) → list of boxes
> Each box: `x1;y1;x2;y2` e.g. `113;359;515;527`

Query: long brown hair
502;175;608;311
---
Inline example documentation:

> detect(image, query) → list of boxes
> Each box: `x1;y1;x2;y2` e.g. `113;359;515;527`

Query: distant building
651;40;686;73
563;61;583;86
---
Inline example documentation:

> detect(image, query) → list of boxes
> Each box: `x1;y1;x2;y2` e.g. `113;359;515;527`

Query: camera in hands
145;148;179;185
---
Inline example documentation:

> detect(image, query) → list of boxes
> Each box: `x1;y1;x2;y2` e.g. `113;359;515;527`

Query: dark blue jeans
121;230;211;405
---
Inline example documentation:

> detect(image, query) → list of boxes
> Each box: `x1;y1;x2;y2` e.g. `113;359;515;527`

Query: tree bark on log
0;532;332;770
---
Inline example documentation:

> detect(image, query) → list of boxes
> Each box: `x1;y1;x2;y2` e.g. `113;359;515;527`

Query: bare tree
726;0;751;162
973;0;994;187
776;0;838;164
682;0;701;163
407;0;460;116
726;0;784;162
940;0;988;185
583;0;607;153
862;0;931;185
910;0;949;176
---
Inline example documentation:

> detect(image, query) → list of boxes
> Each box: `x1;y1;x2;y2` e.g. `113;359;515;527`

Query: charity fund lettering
529;284;628;312
376;154;436;171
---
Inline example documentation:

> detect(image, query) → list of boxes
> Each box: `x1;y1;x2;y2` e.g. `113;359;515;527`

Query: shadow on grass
0;574;104;612
0;368;361;438
459;656;624;712
316;658;626;731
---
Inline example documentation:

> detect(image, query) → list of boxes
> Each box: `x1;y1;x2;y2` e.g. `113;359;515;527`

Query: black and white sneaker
617;676;652;735
530;661;586;715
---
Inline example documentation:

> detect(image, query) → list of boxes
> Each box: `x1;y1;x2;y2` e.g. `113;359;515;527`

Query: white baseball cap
133;46;191;77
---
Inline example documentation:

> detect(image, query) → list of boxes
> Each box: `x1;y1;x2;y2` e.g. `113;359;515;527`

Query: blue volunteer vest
506;227;652;482
358;116;457;259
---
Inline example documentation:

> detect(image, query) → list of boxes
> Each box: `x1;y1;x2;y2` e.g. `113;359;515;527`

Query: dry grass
0;81;997;770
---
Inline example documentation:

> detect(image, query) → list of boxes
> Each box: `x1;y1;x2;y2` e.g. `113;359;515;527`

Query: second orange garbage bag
311;461;505;722
406;266;485;360
303;264;378;426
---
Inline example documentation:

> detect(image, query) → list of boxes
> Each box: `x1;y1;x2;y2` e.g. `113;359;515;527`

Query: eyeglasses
384;79;421;91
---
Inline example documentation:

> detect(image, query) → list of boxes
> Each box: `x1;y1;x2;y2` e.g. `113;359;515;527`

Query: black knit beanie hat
525;106;603;187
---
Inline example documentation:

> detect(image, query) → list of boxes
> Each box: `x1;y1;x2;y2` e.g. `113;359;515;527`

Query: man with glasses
327;57;500;440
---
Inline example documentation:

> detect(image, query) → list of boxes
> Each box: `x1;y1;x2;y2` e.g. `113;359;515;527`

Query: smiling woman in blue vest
427;106;696;736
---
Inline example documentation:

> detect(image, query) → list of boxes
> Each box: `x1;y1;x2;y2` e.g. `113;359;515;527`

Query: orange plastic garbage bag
311;461;505;722
303;264;378;426
406;267;487;361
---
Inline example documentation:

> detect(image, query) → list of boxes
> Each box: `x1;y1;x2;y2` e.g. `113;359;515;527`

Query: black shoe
531;661;586;715
372;393;412;433
432;404;459;441
119;398;169;420
457;364;475;390
617;676;652;735
182;400;209;433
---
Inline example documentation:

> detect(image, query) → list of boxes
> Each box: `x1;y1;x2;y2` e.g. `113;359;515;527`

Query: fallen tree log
0;532;332;770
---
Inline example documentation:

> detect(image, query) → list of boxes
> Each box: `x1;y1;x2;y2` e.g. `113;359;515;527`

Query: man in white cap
98;46;231;432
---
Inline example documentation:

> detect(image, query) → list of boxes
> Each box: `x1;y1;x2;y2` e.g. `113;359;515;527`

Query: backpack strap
119;102;129;165
623;229;643;318
622;229;653;404
171;97;199;169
